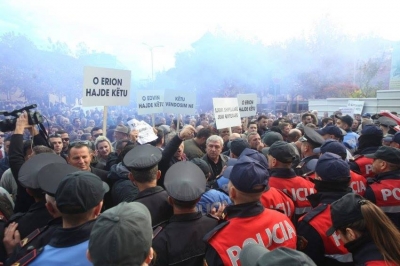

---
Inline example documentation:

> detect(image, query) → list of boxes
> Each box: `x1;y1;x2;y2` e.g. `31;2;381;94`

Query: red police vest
354;155;374;178
269;176;315;215
299;204;352;263
208;208;297;266
260;187;295;219
369;179;400;213
349;171;367;196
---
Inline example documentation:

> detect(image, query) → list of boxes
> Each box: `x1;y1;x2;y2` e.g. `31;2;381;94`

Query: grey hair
206;135;224;146
247;132;259;141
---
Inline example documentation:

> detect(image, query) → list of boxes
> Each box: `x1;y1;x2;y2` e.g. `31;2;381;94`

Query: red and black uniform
269;168;315;218
349;146;380;179
345;234;396;266
364;170;400;229
260;186;295;219
204;201;297;266
304;171;367;196
297;190;354;266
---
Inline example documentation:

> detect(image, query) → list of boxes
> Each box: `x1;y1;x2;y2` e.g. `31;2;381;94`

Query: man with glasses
90;127;103;141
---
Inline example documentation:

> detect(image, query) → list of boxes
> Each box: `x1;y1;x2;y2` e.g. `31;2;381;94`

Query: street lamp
142;43;163;86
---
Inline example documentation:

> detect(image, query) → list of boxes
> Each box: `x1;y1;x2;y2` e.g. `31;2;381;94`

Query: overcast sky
1;0;399;79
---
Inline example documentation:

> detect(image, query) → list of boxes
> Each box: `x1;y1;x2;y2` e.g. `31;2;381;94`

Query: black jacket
133;186;173;227
152;212;218;266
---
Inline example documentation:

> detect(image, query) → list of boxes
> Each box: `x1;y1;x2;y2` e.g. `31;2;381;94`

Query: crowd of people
0;100;400;265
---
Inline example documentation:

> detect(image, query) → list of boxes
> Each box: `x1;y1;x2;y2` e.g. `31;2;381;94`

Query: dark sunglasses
49;133;62;138
68;140;92;149
93;133;103;138
62;138;70;142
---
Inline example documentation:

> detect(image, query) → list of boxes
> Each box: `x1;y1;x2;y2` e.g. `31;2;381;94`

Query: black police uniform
123;145;173;227
153;212;218;266
5;163;79;266
295;126;324;176
152;161;218;266
134;186;173;227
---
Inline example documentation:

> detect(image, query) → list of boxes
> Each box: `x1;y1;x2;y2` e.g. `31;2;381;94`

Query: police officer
349;125;383;178
204;155;297;266
152;161;218;265
5;162;79;265
308;139;367;196
123;144;173;227
364;146;400;229
268;141;315;219
296;126;324;176
2;154;62;258
231;147;294;219
297;152;354;265
27;171;109;265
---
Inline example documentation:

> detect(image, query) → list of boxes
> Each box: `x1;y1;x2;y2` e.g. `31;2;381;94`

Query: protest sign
83;66;131;106
340;107;355;117
127;119;158;145
136;90;164;115
347;100;364;115
213;98;241;129
164;90;196;115
237;93;257;118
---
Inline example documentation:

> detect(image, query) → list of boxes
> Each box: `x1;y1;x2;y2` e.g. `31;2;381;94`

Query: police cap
300;126;324;147
365;146;400;164
56;171;109;214
164;161;206;201
123;144;162;170
37;163;80;196
378;116;397;127
18;153;66;189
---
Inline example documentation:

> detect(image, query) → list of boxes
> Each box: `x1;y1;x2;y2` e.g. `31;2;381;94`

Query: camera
0;104;44;132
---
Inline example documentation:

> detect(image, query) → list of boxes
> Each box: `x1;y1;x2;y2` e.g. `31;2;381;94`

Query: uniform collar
269;168;297;178
49;219;95;248
224;201;264;219
345;234;384;264
169;212;202;222
136;186;165;199
375;170;400;181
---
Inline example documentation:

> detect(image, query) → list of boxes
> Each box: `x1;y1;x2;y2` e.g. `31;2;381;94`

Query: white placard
136;90;164;115
127;119;158;145
164;90;196;115
213;98;241;129
340;107;355;117
347;100;364;115
83;66;131;107
237;93;257;118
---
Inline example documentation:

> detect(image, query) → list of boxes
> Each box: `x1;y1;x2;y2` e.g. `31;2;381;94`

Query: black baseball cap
360;124;383;136
335;115;353;128
19;153;67;189
56;171;109;214
316;125;345;138
268;141;295;163
315;152;350;181
313;139;347;156
239;148;269;169
229;156;268;193
326;193;367;236
365;146;400;164
230;138;250;157
164;161;206;201
262;131;283;147
123;144;162;170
